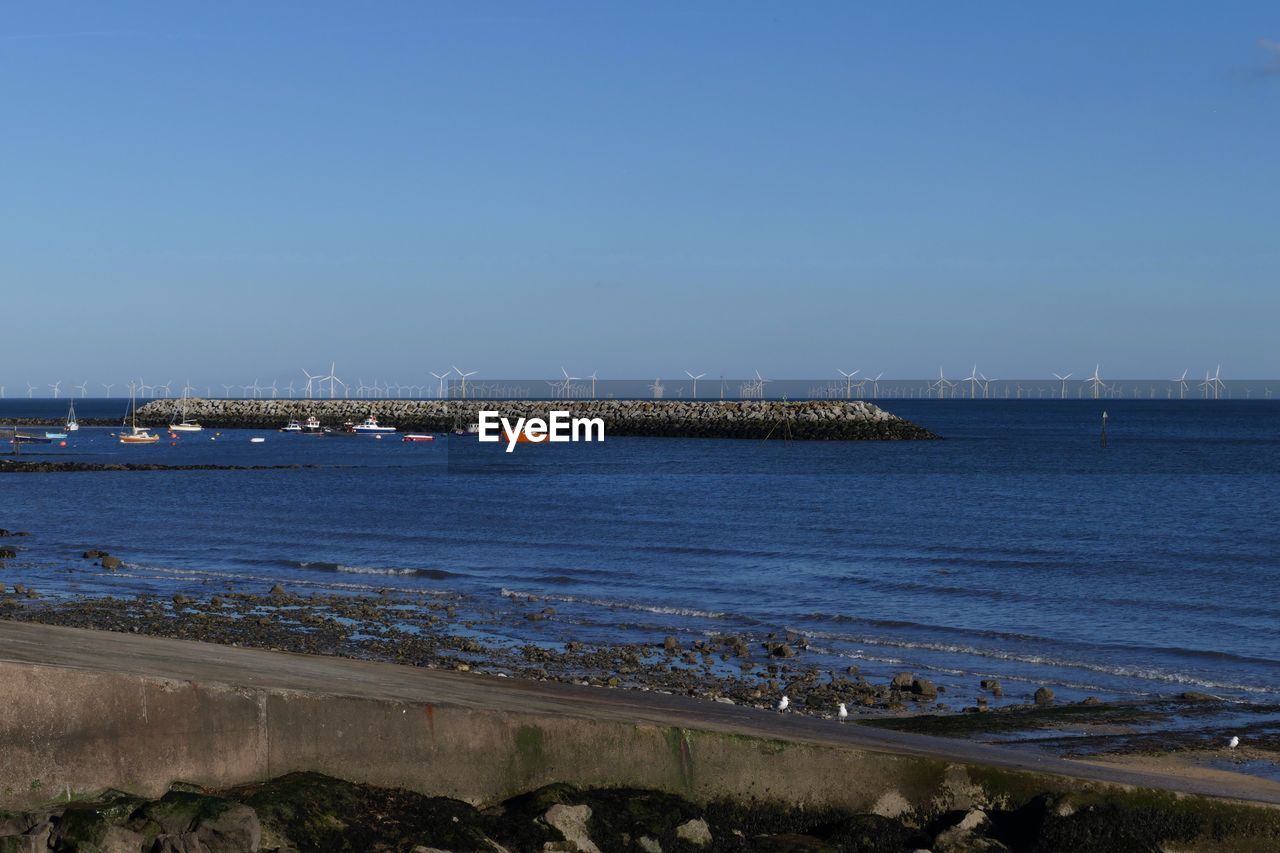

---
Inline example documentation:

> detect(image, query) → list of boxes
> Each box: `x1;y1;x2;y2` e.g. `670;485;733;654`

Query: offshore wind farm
1;362;1272;402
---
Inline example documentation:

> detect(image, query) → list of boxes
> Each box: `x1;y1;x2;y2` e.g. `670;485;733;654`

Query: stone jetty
134;398;937;440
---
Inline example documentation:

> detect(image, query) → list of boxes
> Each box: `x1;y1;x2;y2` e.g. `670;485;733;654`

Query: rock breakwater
134;399;938;440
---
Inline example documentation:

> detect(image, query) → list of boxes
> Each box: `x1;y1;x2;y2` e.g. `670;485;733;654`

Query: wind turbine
1212;365;1225;400
588;371;598;399
74;381;89;398
1086;365;1105;400
868;372;883;397
101;383;115;397
1198;370;1213;400
221;384;235;398
928;368;955;399
684;370;705;398
559;367;580;399
48;380;62;399
837;369;859;400
452;366;477;399
1053;372;1072;399
649;377;664;399
754;370;770;399
25;383;35;398
430;371;449;399
1172;369;1189;400
300;368;321;399
315;362;345;399
963;365;981;399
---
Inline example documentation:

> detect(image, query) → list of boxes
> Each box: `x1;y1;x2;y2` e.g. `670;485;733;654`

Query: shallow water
2;399;1278;710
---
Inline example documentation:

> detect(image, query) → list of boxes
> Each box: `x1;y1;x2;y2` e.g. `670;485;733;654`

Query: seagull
776;695;789;712
1228;735;1240;749
837;703;849;722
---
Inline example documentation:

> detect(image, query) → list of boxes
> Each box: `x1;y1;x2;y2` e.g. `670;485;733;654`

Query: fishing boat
12;432;52;445
280;420;303;432
402;434;435;442
65;400;79;432
302;416;324;433
168;390;203;433
351;415;396;434
119;390;159;444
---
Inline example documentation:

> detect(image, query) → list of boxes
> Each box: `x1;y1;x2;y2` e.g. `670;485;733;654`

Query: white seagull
1227;735;1240;749
837;703;849;722
776;695;790;712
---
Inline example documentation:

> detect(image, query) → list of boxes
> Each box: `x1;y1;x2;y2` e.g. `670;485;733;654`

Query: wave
295;561;460;580
797;632;1277;696
500;588;730;620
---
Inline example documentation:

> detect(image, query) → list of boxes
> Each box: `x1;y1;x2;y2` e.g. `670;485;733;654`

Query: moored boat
120;388;159;444
65;401;79;432
352;415;396;434
280;420;303;432
168;390;203;432
402;434;434;442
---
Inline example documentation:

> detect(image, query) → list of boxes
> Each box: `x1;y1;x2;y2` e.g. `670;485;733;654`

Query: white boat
352;415;396;434
303;416;323;433
65;401;79;432
250;437;266;443
168;390;203;433
120;389;159;444
280;420;303;432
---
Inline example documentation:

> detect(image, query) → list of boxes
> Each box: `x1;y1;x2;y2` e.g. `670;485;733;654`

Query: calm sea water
2;399;1277;708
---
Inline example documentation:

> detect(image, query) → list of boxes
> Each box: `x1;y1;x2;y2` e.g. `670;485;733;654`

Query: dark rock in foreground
2;770;1275;852
134;398;939;441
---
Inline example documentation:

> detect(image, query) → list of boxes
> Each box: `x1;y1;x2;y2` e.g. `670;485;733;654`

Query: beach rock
770;643;796;658
891;672;914;690
0;548;15;559
83;549;107;559
663;635;681;653
932;808;1009;852
910;678;937;698
192;803;261;851
675;818;712;847
269;584;286;597
1034;687;1055;705
980;678;1002;692
101;555;122;570
541;804;600;853
1180;691;1216;702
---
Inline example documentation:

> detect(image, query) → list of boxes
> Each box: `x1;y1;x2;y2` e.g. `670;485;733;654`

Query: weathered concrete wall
0;658;1007;815
132;398;939;440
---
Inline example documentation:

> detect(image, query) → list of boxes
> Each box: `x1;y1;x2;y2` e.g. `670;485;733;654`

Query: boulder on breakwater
134;399;938;440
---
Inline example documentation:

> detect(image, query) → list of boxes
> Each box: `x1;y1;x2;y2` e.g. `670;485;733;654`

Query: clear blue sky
3;2;1278;387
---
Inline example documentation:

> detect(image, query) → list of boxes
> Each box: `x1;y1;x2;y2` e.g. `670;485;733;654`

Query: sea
2;398;1278;711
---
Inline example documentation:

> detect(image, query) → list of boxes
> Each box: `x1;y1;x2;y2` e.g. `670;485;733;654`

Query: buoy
59;441;67;447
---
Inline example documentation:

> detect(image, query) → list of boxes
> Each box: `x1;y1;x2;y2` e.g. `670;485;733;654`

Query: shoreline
3;581;1276;787
0;620;1278;852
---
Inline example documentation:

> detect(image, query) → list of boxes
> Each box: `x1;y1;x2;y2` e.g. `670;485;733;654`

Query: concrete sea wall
133;398;938;440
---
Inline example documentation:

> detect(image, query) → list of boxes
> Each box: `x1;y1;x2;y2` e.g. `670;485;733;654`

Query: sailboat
168;390;203;433
65;400;79;432
119;389;159;444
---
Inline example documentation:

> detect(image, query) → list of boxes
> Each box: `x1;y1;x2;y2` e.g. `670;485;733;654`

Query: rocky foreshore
131;398;939;440
8;768;1274;853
